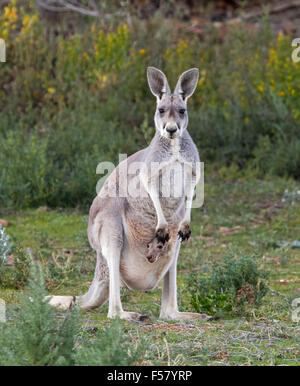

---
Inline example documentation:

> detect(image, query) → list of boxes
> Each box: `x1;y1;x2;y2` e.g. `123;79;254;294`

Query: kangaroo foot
46;295;75;310
108;311;149;322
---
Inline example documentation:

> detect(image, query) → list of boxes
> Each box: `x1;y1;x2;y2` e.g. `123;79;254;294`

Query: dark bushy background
0;1;299;208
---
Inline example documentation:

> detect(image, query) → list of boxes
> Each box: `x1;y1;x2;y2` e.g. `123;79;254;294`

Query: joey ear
174;68;199;101
147;67;171;100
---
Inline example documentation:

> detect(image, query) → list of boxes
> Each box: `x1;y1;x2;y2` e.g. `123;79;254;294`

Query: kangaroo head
147;67;199;140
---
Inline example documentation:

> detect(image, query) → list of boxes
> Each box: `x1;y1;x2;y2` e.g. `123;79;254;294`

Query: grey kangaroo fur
48;67;208;321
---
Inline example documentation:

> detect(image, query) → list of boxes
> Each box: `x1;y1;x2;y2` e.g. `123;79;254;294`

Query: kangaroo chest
158;140;193;199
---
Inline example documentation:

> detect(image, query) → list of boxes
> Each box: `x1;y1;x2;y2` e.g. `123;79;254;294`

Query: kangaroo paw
178;223;191;241
155;227;169;244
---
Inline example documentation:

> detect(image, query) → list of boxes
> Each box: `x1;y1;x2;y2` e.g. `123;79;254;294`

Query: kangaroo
146;236;169;263
48;67;208;321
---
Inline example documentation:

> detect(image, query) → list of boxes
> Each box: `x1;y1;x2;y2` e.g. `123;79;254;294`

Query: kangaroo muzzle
165;122;179;138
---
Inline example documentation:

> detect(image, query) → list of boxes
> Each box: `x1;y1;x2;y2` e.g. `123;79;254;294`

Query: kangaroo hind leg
77;250;109;310
98;221;146;321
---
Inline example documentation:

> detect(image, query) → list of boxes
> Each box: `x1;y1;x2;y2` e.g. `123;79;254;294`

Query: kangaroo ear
147;67;171;100
174;68;199;101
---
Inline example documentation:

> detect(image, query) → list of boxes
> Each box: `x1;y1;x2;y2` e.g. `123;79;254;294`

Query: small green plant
0;244;31;289
191;290;233;317
187;250;270;317
0;252;148;366
279;250;289;267
75;317;146;366
0;251;81;365
11;246;31;288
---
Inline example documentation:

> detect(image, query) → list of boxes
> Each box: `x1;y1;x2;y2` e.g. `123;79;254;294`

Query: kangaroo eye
158;108;165;114
179;109;185;115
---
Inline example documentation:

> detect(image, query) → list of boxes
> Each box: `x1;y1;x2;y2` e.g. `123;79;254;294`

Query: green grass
1;176;299;365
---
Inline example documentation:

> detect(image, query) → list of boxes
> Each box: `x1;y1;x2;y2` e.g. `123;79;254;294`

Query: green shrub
191;290;233;316
0;253;147;366
0;128;57;207
0;252;81;365
252;135;300;179
8;246;31;288
0;231;31;289
187;250;270;317
74;318;146;366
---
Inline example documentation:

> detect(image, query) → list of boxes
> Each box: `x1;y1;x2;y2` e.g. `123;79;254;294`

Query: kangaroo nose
166;126;177;134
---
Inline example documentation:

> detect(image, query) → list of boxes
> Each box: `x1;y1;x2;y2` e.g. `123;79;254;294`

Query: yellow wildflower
258;84;264;93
